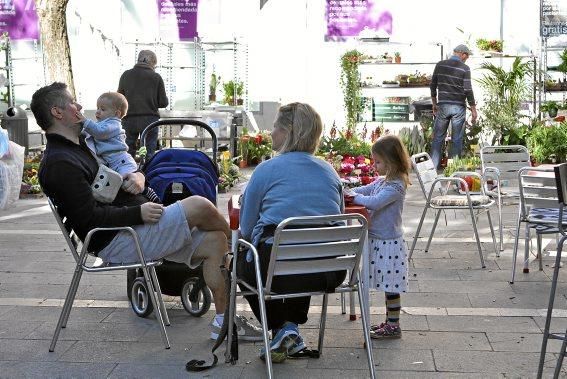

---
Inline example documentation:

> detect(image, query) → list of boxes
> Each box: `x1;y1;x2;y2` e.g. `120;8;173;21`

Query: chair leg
357;275;376;379
255;281;272;378
141;266;170;349
425;209;441;253
317;293;328;354
468;205;486;269
553;329;567;379
523;223;531;274
409;206;429;260
498;195;504;253
340;292;346;314
149;266;170;326
486;210;499;256
49;266;83;352
511;213;523;283
537;233;544;272
226;262;238;363
537;236;566;379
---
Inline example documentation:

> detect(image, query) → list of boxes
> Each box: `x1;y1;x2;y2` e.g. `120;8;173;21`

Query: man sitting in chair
31;82;261;341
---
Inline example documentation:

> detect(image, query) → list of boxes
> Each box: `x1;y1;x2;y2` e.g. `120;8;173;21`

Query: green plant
476;38;503;52
540;100;559;114
222;80;243;105
476;57;533;144
527;122;567;163
340;50;364;132
558;48;567;74
209;73;219;97
394;52;400;58
319;131;372;157
398;125;425;156
443;155;481;177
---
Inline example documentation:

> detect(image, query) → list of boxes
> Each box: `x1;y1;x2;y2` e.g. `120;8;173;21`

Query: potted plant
541;100;559;118
527;122;567;164
235;81;244;105
209;73;219;102
476;38;503;53
340;50;364;134
394;52;401;64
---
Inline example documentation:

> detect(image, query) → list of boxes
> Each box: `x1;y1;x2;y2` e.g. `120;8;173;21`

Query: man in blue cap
429;44;477;169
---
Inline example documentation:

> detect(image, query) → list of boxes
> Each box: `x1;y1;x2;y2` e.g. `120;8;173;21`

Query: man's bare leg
180;196;231;239
191;230;228;312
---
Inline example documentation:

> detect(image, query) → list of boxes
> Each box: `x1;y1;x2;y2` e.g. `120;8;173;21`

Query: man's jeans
122;115;160;159
430;103;466;169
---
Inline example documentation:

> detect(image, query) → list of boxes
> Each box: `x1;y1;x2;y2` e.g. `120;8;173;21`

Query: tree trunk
34;0;75;97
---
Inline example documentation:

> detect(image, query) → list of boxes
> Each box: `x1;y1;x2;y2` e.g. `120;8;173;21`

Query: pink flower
340;163;355;174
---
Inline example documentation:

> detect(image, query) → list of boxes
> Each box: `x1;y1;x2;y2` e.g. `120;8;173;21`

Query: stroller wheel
181;278;212;317
130;277;154;318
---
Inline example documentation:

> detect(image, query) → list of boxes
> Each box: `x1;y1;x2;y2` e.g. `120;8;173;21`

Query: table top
228;195;370;230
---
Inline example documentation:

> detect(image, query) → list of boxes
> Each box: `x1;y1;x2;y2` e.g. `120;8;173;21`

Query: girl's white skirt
367;236;408;293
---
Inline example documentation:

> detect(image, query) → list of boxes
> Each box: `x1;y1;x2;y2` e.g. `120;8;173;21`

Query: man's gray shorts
99;201;207;268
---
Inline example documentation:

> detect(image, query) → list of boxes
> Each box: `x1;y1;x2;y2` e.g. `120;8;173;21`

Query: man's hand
141;202;164;223
122;172;145;194
432;103;438;116
470;106;478;125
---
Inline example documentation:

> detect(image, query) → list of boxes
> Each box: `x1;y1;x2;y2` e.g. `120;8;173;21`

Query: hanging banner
0;0;39;40
541;0;567;37
326;0;392;41
157;0;199;41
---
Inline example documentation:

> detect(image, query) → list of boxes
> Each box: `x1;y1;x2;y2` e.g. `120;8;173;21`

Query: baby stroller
126;119;219;318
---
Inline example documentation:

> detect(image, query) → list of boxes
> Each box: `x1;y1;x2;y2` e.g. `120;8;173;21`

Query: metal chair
227;214;375;379
481;145;531;253
409;152;498;268
537;163;567;379
47;198;171;352
511;166;560;283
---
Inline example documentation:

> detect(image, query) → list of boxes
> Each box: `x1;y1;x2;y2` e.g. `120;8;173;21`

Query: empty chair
537;162;567;379
511;166;559;283
226;214;375;379
481;145;531;253
47;198;171;352
409;152;498;268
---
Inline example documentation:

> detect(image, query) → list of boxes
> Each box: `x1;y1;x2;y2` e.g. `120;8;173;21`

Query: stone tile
486;332;562;353
0;339;75;361
409;268;461;281
26;321;151;342
403;292;472;308
240;367;370;379
433;350;564;376
0;361;115;378
427;315;541;333
0;306;114;323
0;305;14;317
109;363;243;379
458;268;550;282
307;347;435;372
533;316;567;332
412;258;499;270
467;292;556;309
0;283;70;299
370;331;491;351
0;320;43;339
304;314;429;331
445;308;501;316
418;280;515;294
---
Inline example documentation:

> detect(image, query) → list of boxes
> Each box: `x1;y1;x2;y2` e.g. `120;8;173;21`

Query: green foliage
319;132;371;158
209;73;219;96
443;155;481;177
222;80;244;104
340;50;364;132
476;39;503;52
398;125;425;157
558;49;567;74
527;122;567;163
476;57;533;144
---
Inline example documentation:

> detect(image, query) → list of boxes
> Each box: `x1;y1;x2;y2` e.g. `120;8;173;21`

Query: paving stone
0;339;75;361
0;305;13;317
433;350;565;376
0;306;113;323
402;292;472;308
371;331;491;351
427;315;541;333
533;316;567;333
468;292;560;309
412;258;499;270
0;361;115;378
26;320;151;342
418;280;515;294
0;320;43;339
410;268;461;281
109;363;244;379
457;268;550;282
486;332;562;353
303;313;429;331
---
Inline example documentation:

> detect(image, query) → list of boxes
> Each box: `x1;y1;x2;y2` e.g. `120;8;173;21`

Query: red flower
255;135;263;144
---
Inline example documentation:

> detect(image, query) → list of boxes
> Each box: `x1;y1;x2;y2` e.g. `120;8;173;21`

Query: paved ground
1;170;567;378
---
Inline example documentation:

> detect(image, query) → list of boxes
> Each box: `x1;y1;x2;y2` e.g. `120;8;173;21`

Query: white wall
60;0;542;127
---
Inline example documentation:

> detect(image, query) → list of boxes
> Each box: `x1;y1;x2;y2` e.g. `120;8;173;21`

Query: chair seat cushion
528;207;566;225
430;194;491;207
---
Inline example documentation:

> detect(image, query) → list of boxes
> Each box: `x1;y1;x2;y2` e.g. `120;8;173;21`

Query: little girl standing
348;135;411;339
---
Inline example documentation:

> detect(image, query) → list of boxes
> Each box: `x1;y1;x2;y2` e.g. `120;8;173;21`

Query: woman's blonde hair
273;102;323;154
372;135;411;187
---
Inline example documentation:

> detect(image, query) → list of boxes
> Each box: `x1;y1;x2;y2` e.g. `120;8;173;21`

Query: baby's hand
75;111;86;124
344;188;356;196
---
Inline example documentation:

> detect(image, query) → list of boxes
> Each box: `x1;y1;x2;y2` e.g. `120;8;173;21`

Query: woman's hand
141;202;164;223
122;172;145;194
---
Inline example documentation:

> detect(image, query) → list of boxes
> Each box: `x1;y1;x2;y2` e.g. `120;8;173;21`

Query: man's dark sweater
39;133;147;253
430;57;476;106
118;63;169;118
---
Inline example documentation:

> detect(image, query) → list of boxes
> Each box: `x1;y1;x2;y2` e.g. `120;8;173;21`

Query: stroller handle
140;118;218;161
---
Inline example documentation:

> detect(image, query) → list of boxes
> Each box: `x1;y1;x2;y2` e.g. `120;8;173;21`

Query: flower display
325;153;378;188
238;128;273;165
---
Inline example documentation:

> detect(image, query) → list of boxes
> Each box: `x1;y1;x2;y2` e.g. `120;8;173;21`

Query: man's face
458;52;470;63
56;90;83;126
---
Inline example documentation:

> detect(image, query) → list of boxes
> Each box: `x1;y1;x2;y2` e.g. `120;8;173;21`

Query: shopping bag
0;141;25;210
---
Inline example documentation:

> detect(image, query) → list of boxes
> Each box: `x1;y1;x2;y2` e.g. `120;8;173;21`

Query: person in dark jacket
30;82;250;340
429;44;478;169
118;50;168;158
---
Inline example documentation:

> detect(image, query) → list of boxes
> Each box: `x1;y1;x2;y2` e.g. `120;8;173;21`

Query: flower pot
209;94;216;102
548;107;558;118
238;160;248;169
237;98;244;106
395;56;401;64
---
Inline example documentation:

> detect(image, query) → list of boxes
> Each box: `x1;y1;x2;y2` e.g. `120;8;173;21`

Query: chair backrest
554;163;567;234
265;214;368;292
411;152;439;198
481;145;530;194
517;166;558;218
48;198;82;264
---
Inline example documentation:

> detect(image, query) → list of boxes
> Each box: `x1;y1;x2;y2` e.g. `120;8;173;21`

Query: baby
77;92;159;203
